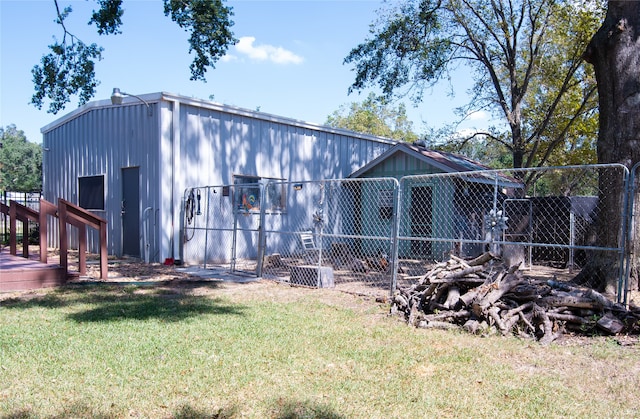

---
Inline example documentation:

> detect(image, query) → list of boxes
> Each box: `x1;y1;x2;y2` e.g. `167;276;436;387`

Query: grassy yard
1;280;639;418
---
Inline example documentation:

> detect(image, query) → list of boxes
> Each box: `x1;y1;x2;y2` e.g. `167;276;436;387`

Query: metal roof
349;142;524;188
40;91;396;145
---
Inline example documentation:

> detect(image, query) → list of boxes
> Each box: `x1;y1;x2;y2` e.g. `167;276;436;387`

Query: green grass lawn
1;281;639;418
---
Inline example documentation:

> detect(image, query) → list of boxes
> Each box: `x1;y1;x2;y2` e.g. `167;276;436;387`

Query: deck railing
2;198;108;280
58;199;108;279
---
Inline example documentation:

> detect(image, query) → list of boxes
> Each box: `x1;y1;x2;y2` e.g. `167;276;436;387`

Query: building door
121;167;140;257
410;185;433;257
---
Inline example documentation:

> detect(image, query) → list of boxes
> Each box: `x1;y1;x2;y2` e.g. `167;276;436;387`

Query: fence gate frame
396;164;632;304
182;183;265;276
181;163;637;303
624;162;640;303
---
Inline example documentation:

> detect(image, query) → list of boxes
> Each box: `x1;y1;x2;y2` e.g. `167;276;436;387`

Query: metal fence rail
627;162;640;301
182;164;635;302
260;178;399;293
397;165;629;295
181;184;262;275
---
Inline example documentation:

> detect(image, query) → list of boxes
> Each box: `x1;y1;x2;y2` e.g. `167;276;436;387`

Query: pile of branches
392;253;639;344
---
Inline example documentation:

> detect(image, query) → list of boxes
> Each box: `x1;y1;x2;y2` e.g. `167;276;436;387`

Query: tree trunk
583;0;640;294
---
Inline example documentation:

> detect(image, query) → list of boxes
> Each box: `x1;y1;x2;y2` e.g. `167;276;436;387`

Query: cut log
472;273;524;312
596;313;625;334
424;309;471;322
443;286;460;309
430;265;486;283
392;254;636;342
541;295;601;310
466;251;499;266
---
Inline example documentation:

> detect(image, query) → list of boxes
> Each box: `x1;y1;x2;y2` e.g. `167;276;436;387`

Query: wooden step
0;251;67;292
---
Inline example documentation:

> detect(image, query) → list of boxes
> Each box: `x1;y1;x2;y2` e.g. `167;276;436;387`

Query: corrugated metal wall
175;102;391;186
42;93;394;263
43;101;161;258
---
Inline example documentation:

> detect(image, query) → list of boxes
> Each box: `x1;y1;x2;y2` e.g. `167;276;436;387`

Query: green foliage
89;0;124;35
0;125;42;192
345;0;451;102
345;0;604;178
163;0;236;82
435;132;512;169
325;92;419;141
32;0;236;114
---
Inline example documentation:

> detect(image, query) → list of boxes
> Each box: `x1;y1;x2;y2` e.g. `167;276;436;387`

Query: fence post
39;199;58;263
390;179;401;296
617;166;633;305
256;183;267;277
622;162;640;305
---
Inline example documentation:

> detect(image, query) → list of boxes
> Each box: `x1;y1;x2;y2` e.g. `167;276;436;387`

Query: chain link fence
260;178;399;294
627;162;640;299
397;164;629;293
181;184;262;275
183;164;634;301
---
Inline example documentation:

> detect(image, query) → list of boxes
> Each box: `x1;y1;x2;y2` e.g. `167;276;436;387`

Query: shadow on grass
173;403;238;418
1;283;246;323
271;398;345;419
0;398;342;419
2;402;238;419
1;402;116;418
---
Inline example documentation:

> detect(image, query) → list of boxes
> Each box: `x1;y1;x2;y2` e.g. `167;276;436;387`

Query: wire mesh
397;165;627;273
261;178;399;294
182;164;633;298
182;184;262;274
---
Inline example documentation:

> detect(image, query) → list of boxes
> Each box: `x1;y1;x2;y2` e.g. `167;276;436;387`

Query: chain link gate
180;164;635;303
260;178;399;295
396;164;630;302
626;162;640;302
182;183;263;275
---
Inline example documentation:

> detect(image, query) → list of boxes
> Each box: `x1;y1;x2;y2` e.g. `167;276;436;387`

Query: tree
325;93;419;142
0;125;43;193
31;0;236;114
344;0;604;187
582;0;640;294
435;133;512;168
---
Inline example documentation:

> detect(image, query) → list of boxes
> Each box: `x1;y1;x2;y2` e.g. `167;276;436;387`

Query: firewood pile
391;252;639;344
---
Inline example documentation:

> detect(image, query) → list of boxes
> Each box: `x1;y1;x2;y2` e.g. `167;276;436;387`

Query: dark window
78;175;104;210
378;189;394;219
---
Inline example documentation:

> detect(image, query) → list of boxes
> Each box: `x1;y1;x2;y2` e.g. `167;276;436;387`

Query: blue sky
1;0;486;144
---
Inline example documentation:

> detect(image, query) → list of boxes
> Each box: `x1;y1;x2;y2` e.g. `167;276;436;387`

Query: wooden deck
0;249;67;292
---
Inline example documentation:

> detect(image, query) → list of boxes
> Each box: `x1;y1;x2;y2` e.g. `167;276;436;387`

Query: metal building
41;91;395;263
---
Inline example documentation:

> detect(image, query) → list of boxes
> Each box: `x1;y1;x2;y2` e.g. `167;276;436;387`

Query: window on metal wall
78;175;105;210
378;189;395;219
233;174;286;213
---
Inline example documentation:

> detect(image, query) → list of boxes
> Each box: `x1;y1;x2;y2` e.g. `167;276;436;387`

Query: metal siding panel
44;95;393;261
211;110;225;183
42;103;159;257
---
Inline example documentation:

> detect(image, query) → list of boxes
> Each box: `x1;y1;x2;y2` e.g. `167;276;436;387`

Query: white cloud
466;110;489;121
235;36;304;65
221;54;238;63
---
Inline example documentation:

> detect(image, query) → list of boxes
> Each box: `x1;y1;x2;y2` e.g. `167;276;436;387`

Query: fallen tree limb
391;254;637;343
